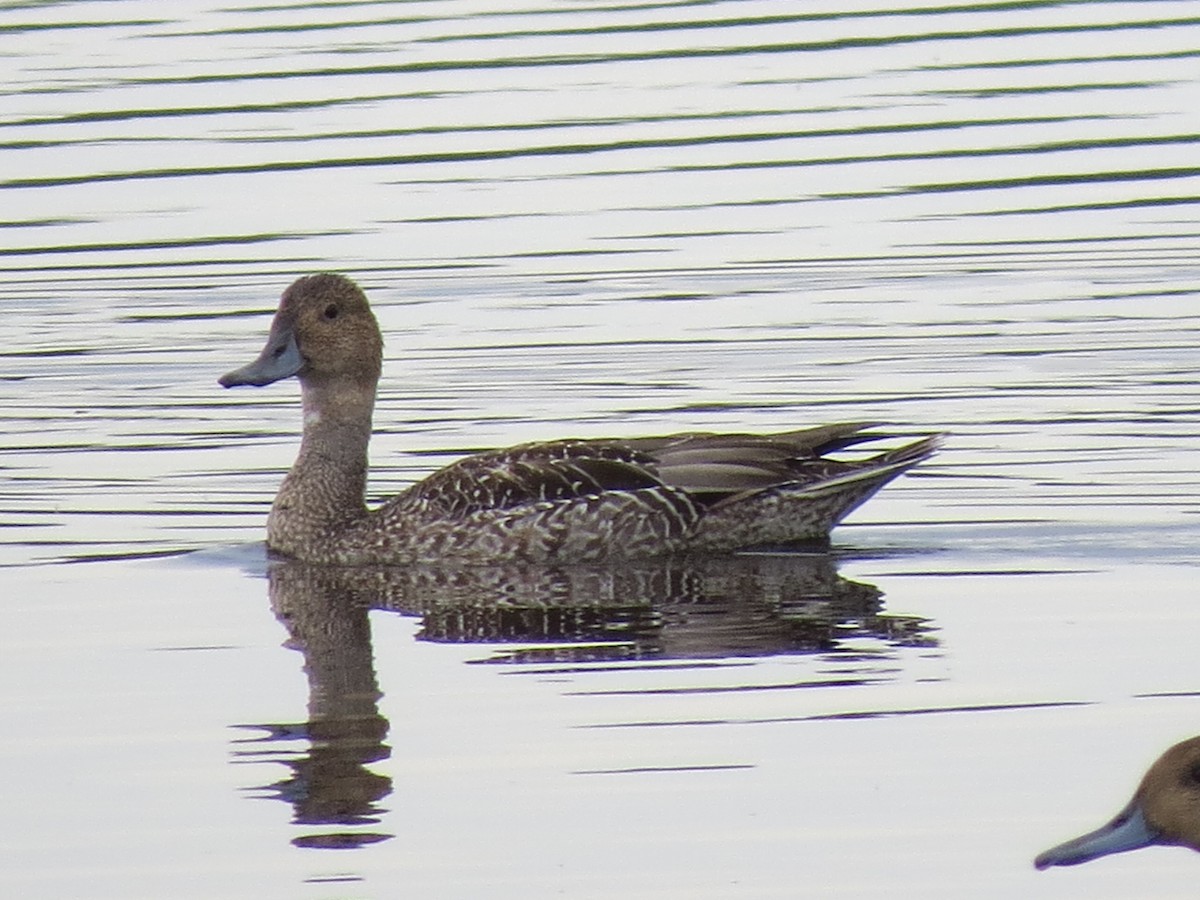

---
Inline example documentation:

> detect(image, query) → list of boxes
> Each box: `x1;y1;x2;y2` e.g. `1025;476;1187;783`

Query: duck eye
323;304;339;320
1185;762;1200;786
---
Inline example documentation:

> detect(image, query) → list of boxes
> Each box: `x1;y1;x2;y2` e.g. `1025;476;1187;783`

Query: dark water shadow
232;551;933;848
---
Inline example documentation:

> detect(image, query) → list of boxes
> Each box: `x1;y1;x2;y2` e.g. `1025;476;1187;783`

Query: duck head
1036;736;1200;869
219;273;383;391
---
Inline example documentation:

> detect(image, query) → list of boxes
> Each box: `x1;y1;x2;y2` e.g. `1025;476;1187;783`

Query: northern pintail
220;274;940;565
1037;736;1200;868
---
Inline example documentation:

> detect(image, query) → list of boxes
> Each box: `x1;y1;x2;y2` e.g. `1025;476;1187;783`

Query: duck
219;273;940;566
1035;736;1200;869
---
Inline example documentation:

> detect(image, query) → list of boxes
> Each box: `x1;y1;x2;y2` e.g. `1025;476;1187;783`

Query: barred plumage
220;274;941;565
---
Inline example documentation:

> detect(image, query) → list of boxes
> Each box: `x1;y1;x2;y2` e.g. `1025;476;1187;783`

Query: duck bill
219;321;303;387
1035;800;1162;869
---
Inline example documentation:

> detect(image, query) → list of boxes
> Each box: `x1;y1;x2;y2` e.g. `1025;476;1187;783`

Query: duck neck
268;378;376;555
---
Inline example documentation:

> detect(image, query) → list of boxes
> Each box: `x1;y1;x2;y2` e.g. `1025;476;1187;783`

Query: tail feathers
712;433;943;508
868;433;943;468
780;432;942;501
854;434;945;475
697;433;943;549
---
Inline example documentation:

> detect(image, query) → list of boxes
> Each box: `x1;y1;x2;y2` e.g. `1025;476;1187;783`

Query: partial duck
219;274;940;565
1036;736;1200;869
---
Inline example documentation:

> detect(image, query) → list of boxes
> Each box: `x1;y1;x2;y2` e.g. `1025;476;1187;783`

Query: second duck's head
1036;736;1200;869
219;274;383;392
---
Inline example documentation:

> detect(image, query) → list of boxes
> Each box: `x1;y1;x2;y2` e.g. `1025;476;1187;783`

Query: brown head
219;274;383;393
1035;736;1200;869
219;275;385;556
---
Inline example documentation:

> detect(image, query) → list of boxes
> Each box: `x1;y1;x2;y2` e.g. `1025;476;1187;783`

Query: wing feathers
392;428;939;527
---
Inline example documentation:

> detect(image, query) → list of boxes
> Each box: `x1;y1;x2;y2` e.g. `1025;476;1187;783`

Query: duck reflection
237;551;932;848
234;565;392;849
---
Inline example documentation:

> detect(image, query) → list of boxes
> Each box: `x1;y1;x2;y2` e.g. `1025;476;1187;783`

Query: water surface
2;2;1200;898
